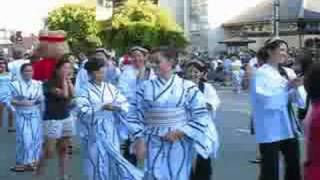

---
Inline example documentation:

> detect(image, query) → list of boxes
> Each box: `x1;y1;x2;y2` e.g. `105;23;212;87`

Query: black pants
190;155;212;180
122;139;137;165
259;138;301;180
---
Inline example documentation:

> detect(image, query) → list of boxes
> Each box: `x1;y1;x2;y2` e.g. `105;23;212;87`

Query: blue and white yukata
118;66;155;103
105;65;121;86
75;59;89;96
75;81;143;180
0;73;11;127
127;75;218;180
7;79;44;165
118;66;155;140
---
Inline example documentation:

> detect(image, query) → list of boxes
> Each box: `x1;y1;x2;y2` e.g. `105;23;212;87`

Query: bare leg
35;138;55;176
57;137;71;179
8;110;15;132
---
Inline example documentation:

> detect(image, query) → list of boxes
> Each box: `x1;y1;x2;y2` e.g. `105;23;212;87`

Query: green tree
102;0;188;55
47;4;102;55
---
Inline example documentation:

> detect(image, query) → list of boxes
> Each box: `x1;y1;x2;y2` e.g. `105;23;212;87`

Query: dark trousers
190;155;212;180
259;138;301;180
123;139;137;165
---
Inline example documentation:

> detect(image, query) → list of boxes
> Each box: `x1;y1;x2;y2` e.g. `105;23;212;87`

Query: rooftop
224;0;320;26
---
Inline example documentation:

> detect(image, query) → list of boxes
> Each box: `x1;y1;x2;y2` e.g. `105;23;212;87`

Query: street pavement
213;87;258;180
0;87;258;180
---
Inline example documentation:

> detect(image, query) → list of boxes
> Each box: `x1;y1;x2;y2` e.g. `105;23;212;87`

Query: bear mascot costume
32;30;69;81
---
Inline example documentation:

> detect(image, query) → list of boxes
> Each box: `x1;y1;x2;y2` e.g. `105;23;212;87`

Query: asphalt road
0;87;258;180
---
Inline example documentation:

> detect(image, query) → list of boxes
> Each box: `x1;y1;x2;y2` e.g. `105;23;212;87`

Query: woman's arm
67;78;75;98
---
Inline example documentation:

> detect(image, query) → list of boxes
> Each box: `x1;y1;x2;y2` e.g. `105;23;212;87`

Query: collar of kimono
22;79;32;85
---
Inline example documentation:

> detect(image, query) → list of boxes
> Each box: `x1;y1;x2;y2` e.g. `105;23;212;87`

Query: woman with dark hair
74;57;143;180
129;46;218;180
7;63;44;172
36;60;75;180
185;60;220;180
251;38;306;180
304;62;320;180
295;52;314;121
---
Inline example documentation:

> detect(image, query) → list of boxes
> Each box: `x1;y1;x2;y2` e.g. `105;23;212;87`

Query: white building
159;0;266;55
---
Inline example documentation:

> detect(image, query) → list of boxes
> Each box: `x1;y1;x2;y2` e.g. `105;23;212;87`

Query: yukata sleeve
286;70;306;108
117;71;130;99
205;83;221;111
4;82;16;112
181;86;218;159
125;86;145;139
289;86;306;108
75;68;88;96
74;89;103;120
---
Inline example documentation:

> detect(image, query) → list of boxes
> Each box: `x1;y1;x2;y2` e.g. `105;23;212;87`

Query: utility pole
272;0;280;37
183;0;189;38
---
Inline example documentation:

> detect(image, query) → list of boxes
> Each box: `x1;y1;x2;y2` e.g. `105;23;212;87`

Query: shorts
43;117;75;139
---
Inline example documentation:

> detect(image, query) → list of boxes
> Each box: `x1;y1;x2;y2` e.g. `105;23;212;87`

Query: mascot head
38;30;69;60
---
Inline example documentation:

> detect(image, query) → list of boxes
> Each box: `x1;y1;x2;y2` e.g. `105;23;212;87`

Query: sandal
249;158;261;164
10;165;26;172
8;128;16;133
25;164;37;172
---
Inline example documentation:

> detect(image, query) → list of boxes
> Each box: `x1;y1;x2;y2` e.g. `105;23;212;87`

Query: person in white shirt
251;38;305;180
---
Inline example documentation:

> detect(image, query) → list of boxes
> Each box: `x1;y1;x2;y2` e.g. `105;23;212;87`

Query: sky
208;0;266;28
0;0;267;35
0;0;82;35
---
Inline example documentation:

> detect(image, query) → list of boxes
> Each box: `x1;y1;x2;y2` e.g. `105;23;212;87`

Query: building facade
159;0;210;54
222;0;320;52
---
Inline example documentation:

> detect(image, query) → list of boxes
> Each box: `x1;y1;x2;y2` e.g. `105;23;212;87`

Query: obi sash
15;104;40;112
145;107;187;128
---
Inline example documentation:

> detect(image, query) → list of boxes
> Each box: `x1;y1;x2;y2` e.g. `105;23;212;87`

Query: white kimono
7;79;44;165
75;81;143;180
251;64;306;143
127;75;218;180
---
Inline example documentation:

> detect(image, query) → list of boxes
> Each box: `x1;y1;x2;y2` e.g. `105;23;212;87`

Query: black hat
185;60;207;72
264;37;288;47
95;48;112;58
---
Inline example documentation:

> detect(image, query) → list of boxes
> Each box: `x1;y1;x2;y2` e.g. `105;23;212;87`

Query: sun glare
208;0;265;28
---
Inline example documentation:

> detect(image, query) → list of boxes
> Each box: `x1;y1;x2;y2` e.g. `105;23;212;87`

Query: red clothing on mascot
32;31;67;81
32;58;57;81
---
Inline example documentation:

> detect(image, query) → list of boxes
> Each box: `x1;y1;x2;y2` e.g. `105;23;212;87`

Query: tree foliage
102;0;188;55
47;4;102;55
